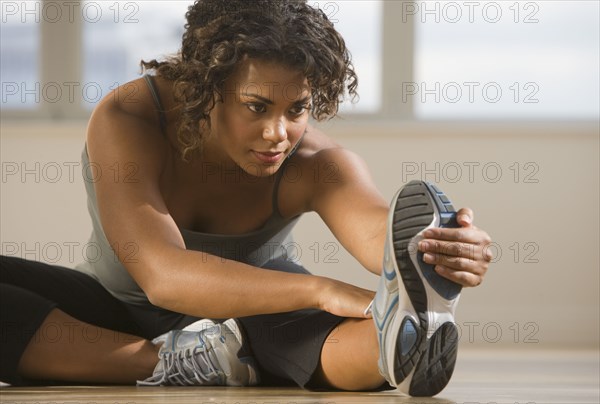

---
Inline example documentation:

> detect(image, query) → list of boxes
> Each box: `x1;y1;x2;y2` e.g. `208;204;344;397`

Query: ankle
134;339;160;379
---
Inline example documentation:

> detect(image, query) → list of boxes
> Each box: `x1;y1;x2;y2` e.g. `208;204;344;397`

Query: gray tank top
75;75;302;305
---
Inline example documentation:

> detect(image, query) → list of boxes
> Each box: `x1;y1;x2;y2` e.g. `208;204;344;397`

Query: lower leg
17;308;159;384
314;318;385;391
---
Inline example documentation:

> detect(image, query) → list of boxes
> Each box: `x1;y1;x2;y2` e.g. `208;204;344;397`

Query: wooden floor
1;349;598;403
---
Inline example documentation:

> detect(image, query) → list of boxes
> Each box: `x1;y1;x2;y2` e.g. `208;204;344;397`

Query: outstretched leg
314;318;385;391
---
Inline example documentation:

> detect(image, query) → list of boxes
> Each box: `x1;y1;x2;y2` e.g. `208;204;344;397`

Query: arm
309;148;389;275
310;148;492;286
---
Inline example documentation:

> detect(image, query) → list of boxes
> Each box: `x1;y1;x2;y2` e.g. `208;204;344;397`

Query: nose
262;119;287;143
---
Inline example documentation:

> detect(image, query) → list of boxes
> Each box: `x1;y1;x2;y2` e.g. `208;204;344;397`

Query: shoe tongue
175;331;205;350
183;319;217;332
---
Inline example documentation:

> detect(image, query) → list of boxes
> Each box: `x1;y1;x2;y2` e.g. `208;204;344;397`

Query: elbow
144;282;206;317
130;247;180;310
141;272;176;310
138;266;197;314
130;261;173;310
130;249;215;316
145;286;169;308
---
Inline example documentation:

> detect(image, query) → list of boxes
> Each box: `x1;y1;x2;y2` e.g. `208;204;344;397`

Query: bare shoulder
278;125;373;215
86;77;170;175
90;77;161;128
293;125;370;183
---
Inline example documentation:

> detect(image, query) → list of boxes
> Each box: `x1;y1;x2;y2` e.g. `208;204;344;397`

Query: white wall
1;121;598;349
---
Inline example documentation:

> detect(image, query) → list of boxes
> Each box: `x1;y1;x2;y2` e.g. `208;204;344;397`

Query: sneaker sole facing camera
373;180;462;397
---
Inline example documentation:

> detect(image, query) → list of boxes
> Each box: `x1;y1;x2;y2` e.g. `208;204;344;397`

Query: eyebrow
242;93;311;105
242;93;273;104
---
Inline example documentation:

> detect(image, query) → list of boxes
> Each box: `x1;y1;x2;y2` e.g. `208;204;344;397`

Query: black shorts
0;255;345;387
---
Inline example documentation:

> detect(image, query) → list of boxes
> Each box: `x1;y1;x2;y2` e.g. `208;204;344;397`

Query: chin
247;164;281;177
241;162;282;178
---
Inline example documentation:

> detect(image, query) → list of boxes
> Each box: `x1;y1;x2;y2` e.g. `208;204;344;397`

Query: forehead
224;58;311;100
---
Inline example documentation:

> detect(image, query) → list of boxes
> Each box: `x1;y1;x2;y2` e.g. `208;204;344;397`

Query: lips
252;150;285;164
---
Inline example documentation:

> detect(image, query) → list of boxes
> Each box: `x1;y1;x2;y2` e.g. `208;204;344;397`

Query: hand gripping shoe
137;319;259;386
372;180;462;396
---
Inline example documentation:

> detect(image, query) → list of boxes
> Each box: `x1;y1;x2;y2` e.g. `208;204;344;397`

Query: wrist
308;275;331;311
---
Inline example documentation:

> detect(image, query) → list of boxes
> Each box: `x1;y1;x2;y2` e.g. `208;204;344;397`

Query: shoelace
138;340;223;386
161;345;222;386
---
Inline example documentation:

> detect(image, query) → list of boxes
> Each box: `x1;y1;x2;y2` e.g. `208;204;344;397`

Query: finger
423;226;482;244
419;239;483;261
435;265;483;287
423;252;483;275
456;207;474;227
483;245;494;262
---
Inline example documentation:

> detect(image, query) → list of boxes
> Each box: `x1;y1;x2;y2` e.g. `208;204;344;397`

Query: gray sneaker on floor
137;319;259;386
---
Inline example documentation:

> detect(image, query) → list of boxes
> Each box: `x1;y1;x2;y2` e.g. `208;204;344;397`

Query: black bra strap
143;75;168;136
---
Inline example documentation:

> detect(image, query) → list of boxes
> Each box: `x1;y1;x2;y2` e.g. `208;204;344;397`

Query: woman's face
207;58;311;177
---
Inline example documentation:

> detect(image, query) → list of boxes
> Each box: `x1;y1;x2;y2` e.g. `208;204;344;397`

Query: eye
289;103;312;116
245;103;267;113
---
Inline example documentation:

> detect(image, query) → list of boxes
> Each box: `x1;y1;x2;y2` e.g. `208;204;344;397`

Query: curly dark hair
141;0;358;161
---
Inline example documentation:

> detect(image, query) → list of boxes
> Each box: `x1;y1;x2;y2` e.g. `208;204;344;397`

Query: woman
0;0;492;396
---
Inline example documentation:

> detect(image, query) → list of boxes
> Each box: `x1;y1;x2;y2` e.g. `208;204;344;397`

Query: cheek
289;122;308;142
220;115;250;145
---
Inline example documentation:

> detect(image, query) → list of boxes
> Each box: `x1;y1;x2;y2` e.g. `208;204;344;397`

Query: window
1;1;40;110
82;1;188;109
413;1;599;119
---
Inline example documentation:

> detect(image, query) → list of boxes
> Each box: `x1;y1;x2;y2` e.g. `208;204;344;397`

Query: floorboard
1;349;598;403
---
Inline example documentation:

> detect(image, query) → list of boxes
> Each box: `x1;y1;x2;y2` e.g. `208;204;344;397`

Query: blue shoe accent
399;318;418;356
418;183;462;300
